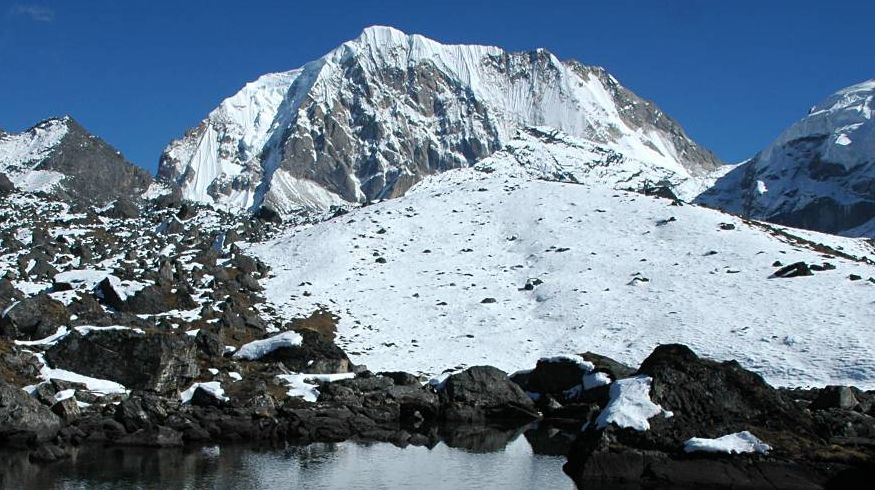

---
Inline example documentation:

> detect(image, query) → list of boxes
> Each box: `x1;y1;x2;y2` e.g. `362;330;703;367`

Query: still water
3;436;574;490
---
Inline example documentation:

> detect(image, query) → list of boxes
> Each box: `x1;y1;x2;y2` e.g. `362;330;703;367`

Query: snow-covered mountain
159;26;720;215
249;160;875;388
0;116;152;204
698;79;875;237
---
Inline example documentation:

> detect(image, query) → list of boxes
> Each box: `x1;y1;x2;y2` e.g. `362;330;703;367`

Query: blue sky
1;0;873;173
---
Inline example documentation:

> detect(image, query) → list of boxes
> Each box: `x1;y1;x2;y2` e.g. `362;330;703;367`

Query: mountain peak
699;78;875;236
160;28;721;215
0;115;151;204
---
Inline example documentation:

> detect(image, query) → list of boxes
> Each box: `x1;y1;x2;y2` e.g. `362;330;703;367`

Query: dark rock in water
28;442;71;463
0;173;15;196
45;330;199;393
0;294;69;341
0;379;61;446
439;366;538;422
564;344;875;489
103;198;140;220
259;330;353;374
771;261;813;278
811;386;859;411
116;426;183;447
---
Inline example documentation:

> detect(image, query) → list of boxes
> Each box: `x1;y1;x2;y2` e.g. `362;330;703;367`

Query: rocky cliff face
0;117;152;205
160;26;720;215
698;79;875;237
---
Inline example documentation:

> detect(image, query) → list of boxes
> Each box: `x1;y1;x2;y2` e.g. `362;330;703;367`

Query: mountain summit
159;26;721;215
0;116;152;204
699;79;875;236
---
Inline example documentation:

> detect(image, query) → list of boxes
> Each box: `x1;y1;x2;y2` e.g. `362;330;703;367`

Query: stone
439;366;538;422
45;330;200;393
810;385;859;411
0;379;61;446
50;397;81;422
0;173;15;196
770;261;813;278
0;294;69;341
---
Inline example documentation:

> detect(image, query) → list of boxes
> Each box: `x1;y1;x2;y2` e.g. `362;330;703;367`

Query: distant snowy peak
160;25;721;215
0;116;152;204
698;79;875;237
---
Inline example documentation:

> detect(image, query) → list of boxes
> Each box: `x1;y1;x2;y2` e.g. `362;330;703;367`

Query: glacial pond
2;435;575;489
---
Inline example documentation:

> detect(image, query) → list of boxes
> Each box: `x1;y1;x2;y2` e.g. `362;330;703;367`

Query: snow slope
699;79;875;237
162;26;720;214
250;161;875;389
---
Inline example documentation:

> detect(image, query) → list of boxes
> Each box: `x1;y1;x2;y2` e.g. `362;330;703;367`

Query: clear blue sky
2;0;873;173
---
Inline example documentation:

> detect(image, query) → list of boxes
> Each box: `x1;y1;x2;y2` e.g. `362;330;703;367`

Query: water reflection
2;429;574;490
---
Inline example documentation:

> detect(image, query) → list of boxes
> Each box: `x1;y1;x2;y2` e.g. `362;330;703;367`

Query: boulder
0;173;15;196
439;366;538;422
811;385;860;411
0;294;69;341
45;330;199;393
103;198;140;220
771;261;813;278
0;379;61;446
259;330;353;374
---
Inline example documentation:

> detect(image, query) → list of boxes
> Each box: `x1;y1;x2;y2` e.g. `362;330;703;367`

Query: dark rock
104;198;140;220
255;206;282;224
771;261;813;278
439;366;538;422
811;386;860;411
45;330;199;393
380;371;421;386
480;297;497;304
195;329;225;357
258;330;353;374
524;357;588;395
579;352;636;381
0;173;16;196
719;222;736;230
0;294;69;341
0;279;24;311
190;386;226;408
0;379;61;446
50;397;81;422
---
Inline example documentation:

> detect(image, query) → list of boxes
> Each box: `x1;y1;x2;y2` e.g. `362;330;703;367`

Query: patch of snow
276;372;356;402
684;431;771;454
595;376;671;431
